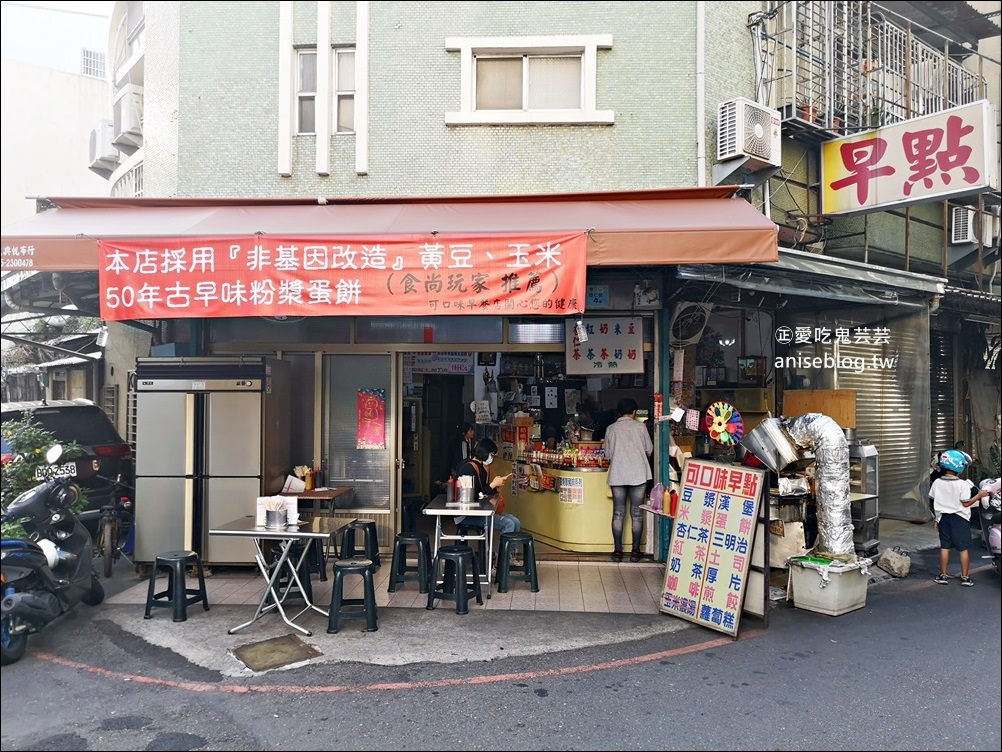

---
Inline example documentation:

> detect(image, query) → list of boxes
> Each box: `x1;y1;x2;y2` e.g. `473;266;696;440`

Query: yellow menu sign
660;459;765;637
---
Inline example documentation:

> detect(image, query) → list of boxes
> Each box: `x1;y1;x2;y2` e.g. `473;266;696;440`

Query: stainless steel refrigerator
133;357;291;565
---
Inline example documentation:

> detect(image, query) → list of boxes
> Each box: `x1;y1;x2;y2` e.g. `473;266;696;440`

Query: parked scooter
1;444;105;665
978;477;1001;578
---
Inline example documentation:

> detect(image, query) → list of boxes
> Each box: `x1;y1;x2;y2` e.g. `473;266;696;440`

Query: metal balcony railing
756;1;989;137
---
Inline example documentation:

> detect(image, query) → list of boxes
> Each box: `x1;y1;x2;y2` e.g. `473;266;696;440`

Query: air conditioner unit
950;206;993;245
113;83;144;152
88;120;118;176
717;97;782;170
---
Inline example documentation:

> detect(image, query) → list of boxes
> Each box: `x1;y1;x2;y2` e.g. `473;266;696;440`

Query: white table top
423;494;494;517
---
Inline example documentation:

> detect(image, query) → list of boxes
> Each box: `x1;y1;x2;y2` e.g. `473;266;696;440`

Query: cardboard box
788;556;870;616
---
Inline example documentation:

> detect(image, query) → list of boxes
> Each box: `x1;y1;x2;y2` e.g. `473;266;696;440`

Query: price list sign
660;459;765;637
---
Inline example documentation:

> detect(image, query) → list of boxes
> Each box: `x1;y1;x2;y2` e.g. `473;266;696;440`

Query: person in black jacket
453;438;520;570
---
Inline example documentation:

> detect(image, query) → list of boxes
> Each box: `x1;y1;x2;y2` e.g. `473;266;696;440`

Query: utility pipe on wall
695;1;706;187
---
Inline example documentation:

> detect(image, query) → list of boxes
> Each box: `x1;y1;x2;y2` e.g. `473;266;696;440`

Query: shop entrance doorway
424;373;469;492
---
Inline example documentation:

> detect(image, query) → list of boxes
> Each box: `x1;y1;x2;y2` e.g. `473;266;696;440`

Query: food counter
491;457;637;553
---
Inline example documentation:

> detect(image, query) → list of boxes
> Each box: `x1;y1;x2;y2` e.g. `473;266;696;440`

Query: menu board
564;316;645;375
660;459;765;637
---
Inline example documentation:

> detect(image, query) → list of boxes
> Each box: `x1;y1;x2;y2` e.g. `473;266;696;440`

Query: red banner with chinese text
97;232;587;320
356;388;386;450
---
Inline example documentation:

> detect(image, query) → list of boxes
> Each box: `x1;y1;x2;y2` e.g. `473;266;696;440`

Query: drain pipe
695;1;706;187
783;413;855;561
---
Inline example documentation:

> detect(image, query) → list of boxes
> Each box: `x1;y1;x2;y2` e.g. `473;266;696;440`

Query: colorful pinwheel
703;401;744;445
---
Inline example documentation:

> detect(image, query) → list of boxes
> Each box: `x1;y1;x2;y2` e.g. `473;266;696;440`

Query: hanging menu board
564;317;645;375
660;459;765;637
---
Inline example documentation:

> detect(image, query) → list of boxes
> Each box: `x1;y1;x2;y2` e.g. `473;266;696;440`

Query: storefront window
356;316;502;344
207;317;351;344
322;353;392;512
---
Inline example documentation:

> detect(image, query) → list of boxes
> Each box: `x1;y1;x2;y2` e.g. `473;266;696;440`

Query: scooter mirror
45;444;64;465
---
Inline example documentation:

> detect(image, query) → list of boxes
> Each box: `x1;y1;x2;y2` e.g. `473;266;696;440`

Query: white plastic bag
648;482;665;512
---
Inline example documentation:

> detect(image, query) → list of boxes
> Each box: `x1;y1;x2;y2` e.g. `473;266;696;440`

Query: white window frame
445;35;614;125
81;48;106;79
335;48;355;134
297;49;317;135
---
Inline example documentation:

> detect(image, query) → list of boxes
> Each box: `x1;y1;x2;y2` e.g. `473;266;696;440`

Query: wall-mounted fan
669;302;712;347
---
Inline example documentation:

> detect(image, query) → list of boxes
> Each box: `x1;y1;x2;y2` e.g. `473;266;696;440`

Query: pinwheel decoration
703;401;744;445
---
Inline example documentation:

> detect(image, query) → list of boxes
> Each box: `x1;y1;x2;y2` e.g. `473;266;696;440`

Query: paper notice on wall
545;386;558;408
474;400;493;423
558;475;585;504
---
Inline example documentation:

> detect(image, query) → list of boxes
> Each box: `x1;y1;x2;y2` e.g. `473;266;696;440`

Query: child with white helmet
929;449;990;586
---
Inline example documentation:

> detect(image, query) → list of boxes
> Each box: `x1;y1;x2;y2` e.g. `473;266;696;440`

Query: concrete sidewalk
96;517;944;676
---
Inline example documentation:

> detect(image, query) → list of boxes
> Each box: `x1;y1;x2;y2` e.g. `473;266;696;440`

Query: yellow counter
492;458;643;553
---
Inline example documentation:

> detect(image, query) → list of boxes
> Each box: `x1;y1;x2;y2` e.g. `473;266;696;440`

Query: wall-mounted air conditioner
950;205;994;245
89;120;118;169
113;83;144;152
717;97;782;170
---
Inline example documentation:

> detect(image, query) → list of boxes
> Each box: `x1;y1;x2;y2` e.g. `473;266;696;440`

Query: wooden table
281;486;354;517
208;515;332;637
422;493;495;598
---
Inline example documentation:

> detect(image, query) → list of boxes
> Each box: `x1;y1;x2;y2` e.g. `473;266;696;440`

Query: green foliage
1;413;87;538
970;443;1001;484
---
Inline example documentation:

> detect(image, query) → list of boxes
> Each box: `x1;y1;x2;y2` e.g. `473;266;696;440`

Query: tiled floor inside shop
107;514;668;615
107;549;667;615
105;519;931;615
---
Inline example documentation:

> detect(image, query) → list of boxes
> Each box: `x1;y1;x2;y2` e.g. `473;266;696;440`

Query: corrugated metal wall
929;329;957;454
780;305;931;522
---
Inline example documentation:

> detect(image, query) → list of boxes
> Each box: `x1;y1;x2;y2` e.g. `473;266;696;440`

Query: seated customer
453;438;520;567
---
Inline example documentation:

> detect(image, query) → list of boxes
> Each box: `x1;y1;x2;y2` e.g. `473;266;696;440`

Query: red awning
1;187;777;272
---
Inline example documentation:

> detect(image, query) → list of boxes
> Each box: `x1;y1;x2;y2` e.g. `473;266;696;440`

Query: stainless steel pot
739;418;801;473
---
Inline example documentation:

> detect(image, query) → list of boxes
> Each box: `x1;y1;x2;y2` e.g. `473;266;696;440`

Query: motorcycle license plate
34;462;76;481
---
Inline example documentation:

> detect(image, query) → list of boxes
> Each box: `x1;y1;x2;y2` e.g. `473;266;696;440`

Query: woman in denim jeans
603;398;653;562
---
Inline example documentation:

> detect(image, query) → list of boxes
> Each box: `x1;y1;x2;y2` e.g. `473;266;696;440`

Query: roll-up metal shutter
929;329;956;455
778;305;932;522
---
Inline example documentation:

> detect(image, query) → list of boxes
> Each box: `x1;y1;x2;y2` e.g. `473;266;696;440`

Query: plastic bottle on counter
304;466;315;491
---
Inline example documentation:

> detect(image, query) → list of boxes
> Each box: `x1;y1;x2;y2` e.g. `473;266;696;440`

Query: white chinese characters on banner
564;317;644;375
